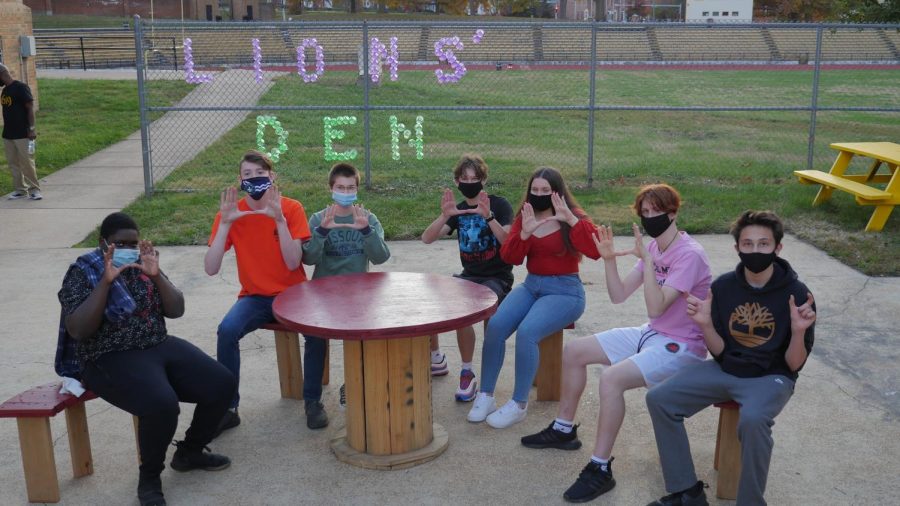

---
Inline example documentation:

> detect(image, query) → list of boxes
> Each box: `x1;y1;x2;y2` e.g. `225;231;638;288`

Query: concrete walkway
0;69;270;250
0;69;897;506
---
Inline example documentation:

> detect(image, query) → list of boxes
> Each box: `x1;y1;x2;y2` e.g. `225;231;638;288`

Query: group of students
55;150;816;506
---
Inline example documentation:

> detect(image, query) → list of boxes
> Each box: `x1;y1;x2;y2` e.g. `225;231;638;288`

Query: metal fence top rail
138;19;900;30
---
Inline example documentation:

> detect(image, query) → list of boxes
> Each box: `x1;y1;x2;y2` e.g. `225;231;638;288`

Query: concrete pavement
0;236;898;505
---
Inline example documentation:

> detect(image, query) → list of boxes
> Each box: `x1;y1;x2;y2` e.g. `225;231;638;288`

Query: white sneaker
467;392;497;423
486;400;527;429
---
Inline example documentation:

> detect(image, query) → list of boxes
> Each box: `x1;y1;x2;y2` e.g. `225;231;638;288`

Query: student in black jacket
645;210;816;506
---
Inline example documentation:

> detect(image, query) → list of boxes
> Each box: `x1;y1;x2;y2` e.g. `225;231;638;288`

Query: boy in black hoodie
645;210;817;506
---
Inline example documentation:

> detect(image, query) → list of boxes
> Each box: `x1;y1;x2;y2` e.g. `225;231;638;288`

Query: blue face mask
240;176;272;201
112;248;140;267
332;191;358;207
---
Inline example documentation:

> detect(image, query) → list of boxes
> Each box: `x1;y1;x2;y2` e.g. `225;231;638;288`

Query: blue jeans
217;295;327;408
480;273;586;403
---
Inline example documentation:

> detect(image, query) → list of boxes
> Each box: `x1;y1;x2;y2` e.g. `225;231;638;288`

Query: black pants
82;336;236;477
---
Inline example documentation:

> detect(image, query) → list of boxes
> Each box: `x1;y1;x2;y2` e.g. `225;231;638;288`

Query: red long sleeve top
500;213;601;275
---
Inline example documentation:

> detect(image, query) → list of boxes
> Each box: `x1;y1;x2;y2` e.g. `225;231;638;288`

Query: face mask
112;248;140;268
240;176;272;201
739;251;777;274
457;181;483;199
641;213;672;238
332;191;358;207
528;193;553;212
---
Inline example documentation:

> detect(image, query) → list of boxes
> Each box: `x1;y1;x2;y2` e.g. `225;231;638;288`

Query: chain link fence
125;20;899;196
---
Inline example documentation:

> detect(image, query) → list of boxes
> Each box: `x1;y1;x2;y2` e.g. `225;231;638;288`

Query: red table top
273;272;498;340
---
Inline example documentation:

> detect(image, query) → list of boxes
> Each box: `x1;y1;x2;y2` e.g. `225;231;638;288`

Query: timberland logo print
728;302;775;347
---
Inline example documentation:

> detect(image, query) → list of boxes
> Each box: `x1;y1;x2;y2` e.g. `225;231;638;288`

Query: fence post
586;22;598;187
80;37;86;70
135;17;154;197
172;38;177;71
363;21;371;189
807;25;823;170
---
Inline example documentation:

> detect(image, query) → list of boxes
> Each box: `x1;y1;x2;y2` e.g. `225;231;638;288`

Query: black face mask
641;213;672;238
739;252;777;274
528;193;553;212
457;181;483;199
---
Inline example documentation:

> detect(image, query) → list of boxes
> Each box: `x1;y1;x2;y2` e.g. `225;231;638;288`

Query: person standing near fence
0;63;42;200
520;184;711;503
204;150;318;435
421;154;514;402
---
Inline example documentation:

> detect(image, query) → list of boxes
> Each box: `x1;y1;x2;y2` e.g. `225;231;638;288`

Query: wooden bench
0;382;138;503
794;141;900;231
713;400;741;500
533;322;576;402
260;322;329;401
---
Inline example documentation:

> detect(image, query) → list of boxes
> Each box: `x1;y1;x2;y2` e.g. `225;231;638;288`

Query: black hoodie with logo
710;257;815;381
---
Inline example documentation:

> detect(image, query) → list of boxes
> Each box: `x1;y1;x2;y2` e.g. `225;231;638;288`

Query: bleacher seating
34;23;900;70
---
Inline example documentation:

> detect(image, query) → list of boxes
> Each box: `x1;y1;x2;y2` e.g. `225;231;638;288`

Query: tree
728;303;776;348
837;0;900;22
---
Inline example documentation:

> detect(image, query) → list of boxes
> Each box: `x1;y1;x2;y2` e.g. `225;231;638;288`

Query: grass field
0;79;193;196
68;67;899;275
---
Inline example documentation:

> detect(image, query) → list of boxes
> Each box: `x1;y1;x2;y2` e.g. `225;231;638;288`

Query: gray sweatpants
645;360;795;506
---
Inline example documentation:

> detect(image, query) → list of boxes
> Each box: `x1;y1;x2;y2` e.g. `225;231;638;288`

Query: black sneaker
521;422;582;450
169;441;231;472
563;458;616;503
646;481;709;506
137;473;166;506
305;400;329;429
212;408;240;439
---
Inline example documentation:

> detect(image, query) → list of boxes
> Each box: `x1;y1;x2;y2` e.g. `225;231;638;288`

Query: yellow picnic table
794;142;900;231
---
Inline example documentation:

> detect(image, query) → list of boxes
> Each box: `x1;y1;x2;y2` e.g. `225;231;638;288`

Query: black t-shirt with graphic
1;81;34;140
446;194;514;285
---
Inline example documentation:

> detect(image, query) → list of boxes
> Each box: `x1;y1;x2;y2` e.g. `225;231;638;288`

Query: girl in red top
468;167;600;429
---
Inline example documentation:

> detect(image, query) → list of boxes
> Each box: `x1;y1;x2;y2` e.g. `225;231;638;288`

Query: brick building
23;1;283;21
0;0;39;108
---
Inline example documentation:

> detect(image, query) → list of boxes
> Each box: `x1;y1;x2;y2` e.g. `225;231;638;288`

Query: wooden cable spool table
273;272;497;469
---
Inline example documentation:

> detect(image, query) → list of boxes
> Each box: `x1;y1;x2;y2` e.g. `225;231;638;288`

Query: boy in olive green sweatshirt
301;163;391;409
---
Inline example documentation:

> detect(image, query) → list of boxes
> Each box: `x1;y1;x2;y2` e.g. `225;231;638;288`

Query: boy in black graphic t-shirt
645;210;816;506
422;154;513;401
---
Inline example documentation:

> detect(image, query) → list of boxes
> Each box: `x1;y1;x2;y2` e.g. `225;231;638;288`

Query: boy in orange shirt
205;150;328;433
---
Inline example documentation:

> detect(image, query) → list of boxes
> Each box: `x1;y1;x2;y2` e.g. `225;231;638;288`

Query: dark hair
240;150;274;173
518;167;584;256
730;210;784;245
453;154;488;181
328;163;360;187
99;212;139;239
633;183;681;216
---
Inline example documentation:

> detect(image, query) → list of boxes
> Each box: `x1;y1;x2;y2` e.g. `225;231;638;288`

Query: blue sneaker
455;369;477;402
431;353;449;376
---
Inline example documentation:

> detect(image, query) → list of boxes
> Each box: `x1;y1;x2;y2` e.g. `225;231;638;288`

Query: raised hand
320;204;337;229
441;188;468;218
550;192;576;223
686;289;713;327
591;225;632;260
521;202;550;236
220;187;259;224
349;204;371;230
475;191;492;219
789;292;816;332
101;244;136;285
629;223;651;261
137;240;160;278
259;185;285;222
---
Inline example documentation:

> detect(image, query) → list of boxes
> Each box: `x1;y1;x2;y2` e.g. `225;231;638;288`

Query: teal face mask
332;191;358;207
112;248;140;267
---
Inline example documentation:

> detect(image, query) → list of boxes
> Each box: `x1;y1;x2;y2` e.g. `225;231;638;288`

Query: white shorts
595;324;705;387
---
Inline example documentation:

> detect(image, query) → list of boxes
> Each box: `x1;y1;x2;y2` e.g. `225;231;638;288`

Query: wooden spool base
330;423;449;470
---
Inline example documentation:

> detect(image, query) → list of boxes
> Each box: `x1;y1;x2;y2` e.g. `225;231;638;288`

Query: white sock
431;350;444;363
552;418;574;433
590;455;609;472
461;362;473;371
